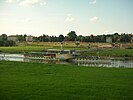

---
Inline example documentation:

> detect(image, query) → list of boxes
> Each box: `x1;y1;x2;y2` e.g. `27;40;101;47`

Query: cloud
104;30;110;33
6;0;18;3
89;0;97;4
66;17;75;22
22;18;32;23
19;0;47;7
6;0;47;7
19;0;39;7
40;1;47;6
89;16;99;22
0;13;10;16
65;14;75;22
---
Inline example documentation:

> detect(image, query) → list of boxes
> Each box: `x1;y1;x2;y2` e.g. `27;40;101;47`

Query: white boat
24;49;75;61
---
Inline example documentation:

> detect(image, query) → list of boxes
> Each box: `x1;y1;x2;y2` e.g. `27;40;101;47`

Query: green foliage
67;31;77;41
0;61;133;100
0;46;45;53
17;35;26;42
82;48;133;57
0;34;16;46
126;47;133;49
58;34;65;42
0;40;16;46
99;49;133;57
1;34;7;41
0;32;132;43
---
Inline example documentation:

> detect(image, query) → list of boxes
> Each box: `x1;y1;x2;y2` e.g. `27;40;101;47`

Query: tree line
0;34;16;46
0;31;133;46
33;32;133;43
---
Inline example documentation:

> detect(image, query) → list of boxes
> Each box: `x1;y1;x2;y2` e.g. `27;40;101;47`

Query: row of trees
33;32;132;43
77;33;132;43
0;34;16;46
0;32;133;46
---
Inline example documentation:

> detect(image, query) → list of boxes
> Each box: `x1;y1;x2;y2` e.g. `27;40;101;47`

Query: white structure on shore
8;35;18;41
106;37;112;43
26;36;33;42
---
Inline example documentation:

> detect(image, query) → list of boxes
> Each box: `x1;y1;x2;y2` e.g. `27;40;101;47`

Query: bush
0;40;16;46
126;47;133;49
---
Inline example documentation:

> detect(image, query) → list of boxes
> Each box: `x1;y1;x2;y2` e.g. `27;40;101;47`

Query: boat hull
56;54;74;60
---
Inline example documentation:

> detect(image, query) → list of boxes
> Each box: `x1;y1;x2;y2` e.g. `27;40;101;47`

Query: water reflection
0;54;24;61
73;59;133;68
0;53;133;68
24;58;70;65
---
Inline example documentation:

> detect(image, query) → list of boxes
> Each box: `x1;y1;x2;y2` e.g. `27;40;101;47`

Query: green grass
0;42;133;57
0;61;133;100
0;45;86;53
82;48;133;57
1;46;133;57
0;46;45;53
99;49;133;57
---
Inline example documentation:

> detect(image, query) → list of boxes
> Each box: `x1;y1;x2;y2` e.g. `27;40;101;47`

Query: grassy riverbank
0;44;83;53
0;61;133;100
1;45;133;57
0;41;90;53
0;46;45;53
0;42;133;57
81;48;133;57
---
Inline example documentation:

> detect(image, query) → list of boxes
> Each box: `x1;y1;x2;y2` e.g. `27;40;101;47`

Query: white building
26;36;33;42
8;35;18;41
106;37;112;43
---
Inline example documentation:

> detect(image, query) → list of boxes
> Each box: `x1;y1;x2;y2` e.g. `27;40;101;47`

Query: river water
0;53;133;68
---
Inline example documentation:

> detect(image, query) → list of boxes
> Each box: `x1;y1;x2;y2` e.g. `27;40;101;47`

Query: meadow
81;48;133;57
0;61;133;100
0;42;83;53
0;42;133;57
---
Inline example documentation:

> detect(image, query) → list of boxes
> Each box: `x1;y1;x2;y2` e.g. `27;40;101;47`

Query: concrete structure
8;35;18;41
106;37;112;43
26;36;33;42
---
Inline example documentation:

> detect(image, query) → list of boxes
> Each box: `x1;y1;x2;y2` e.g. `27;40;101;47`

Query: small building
130;35;133;43
8;35;18;41
106;37;112;43
26;36;33;42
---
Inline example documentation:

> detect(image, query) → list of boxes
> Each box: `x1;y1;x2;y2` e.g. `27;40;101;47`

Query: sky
0;0;133;36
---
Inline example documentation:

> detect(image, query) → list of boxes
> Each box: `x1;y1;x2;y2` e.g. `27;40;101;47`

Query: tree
0;40;16;46
49;36;57;42
90;34;95;42
67;31;77;41
120;33;130;43
101;35;106;43
58;34;64;42
41;34;50;42
112;33;119;43
4;40;16;46
77;35;85;42
17;35;25;42
1;34;7;41
0;40;4;46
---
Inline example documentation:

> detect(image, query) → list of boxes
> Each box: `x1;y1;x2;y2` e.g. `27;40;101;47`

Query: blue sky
0;0;133;36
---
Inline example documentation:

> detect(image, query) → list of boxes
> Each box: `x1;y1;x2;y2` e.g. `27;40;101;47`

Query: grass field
82;48;133;57
0;61;133;100
0;42;133;57
0;46;45;53
0;42;84;53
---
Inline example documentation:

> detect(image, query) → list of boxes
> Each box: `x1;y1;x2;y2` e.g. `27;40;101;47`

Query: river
0;53;133;68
